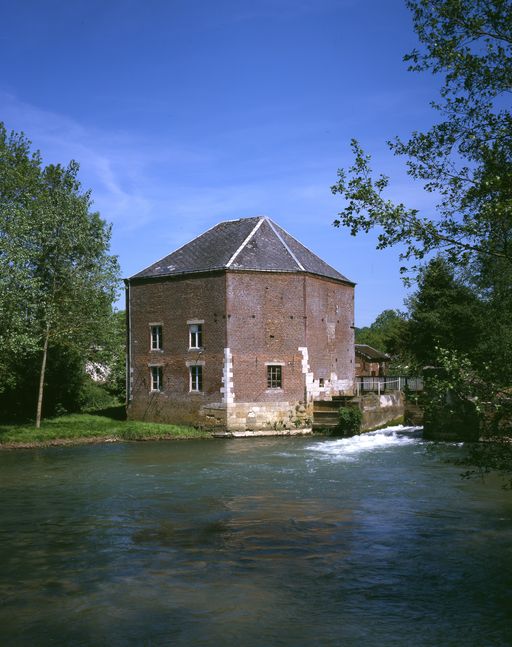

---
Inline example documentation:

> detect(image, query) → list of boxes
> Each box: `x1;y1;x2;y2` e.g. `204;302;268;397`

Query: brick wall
226;271;306;404
304;274;354;395
224;271;355;430
127;272;227;425
355;357;387;377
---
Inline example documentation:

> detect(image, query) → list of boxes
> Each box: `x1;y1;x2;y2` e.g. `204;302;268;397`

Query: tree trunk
35;324;50;429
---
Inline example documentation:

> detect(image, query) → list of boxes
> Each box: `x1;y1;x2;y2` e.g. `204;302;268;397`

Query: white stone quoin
221;347;235;404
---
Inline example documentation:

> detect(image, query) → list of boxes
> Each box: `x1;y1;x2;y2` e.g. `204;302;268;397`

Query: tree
91;309;127;402
355;309;411;371
0;124;120;426
405;257;485;367
331;0;512;384
331;0;512;279
0;127;43;391
331;0;512;470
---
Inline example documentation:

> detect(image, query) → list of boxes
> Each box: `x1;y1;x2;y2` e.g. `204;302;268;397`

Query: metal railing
356;376;423;395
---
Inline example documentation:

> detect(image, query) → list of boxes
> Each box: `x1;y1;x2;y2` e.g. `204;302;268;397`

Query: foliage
355;308;412;371
471;251;512;386
0;127;43;383
0;123;121;424
363;255;504;386
423;349;484;440
422;346;512;482
331;0;512;279
78;378;121;413
457;439;512;489
336;406;362;436
405;257;485;368
105;310;127;400
331;0;512;473
85;309;126;401
0;342;86;421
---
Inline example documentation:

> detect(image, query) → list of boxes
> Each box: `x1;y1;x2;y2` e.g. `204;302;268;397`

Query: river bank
0;413;211;449
0;412;411;449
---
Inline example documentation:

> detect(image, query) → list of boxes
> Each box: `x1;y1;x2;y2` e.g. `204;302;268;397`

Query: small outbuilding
125;216;355;431
355;344;390;377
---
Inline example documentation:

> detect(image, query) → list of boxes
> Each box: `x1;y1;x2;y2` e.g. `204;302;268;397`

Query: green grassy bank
0;412;211;448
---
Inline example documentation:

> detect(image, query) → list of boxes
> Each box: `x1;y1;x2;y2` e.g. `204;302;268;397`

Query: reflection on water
1;428;512;646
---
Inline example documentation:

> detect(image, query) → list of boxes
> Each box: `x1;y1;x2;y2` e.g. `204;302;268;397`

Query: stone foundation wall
404;401;424;426
200;404;228;430
224;400;312;432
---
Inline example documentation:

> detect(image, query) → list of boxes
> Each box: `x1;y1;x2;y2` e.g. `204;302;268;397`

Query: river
1;427;511;646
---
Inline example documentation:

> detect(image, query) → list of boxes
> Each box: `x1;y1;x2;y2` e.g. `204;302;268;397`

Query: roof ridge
269;219;324;265
269;218;354;282
265;218;305;271
225;217;265;268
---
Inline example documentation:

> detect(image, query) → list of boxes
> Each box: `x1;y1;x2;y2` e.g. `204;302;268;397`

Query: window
150;366;163;391
190;365;203;392
319;378;325;388
189;323;203;349
267;365;282;389
150;325;162;350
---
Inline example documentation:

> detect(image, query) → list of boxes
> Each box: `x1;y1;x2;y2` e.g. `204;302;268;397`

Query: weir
312;391;405;433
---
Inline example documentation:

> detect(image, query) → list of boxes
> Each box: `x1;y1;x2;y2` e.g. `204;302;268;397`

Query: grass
0;411;212;447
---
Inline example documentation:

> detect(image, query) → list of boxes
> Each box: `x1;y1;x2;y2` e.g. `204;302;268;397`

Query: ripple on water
0;430;511;647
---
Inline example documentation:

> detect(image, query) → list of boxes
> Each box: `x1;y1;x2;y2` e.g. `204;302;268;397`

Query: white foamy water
307;426;422;460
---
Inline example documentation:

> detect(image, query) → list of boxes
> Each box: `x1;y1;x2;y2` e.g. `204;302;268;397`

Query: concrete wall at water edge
359;392;404;431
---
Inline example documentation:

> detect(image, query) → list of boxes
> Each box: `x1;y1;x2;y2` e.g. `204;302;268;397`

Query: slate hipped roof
131;216;354;284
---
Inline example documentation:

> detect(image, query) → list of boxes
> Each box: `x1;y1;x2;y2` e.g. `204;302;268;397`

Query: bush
0;344;85;422
78;378;119;413
337;406;362;436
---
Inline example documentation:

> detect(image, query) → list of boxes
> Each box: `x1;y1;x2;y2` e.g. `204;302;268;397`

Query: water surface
1;428;511;646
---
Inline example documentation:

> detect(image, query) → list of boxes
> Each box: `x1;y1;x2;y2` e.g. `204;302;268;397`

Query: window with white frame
190;365;203;392
267;365;282;389
189;323;203;349
150;366;163;391
150;325;162;350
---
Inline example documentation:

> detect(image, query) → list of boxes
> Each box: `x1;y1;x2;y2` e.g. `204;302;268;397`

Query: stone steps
312;396;359;430
313;400;341;430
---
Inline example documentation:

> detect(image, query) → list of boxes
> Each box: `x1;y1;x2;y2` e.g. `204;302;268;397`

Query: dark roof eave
125;267;227;283
126;267;356;286
357;353;389;362
355;345;390;361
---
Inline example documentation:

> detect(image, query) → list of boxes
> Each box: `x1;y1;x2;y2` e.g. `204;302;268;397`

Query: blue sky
1;0;442;326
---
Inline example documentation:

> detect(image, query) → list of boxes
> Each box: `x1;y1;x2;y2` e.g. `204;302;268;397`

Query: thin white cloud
0;91;423;324
0;92;213;233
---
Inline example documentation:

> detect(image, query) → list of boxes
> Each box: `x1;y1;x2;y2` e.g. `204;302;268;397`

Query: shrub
337;406;362;436
78;378;119;413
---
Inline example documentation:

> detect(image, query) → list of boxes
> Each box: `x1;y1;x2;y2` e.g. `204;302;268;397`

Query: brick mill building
125;216;355;431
